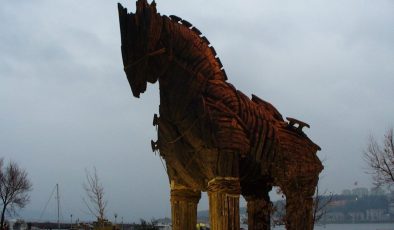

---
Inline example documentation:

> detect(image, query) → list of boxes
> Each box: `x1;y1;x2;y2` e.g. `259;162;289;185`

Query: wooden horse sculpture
118;1;323;229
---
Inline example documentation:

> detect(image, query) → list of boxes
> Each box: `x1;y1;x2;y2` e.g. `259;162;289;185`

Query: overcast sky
1;0;393;223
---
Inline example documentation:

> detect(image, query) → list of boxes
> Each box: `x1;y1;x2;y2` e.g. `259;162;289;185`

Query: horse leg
282;177;318;230
243;184;272;230
207;151;241;230
284;193;314;230
208;177;241;230
170;181;201;230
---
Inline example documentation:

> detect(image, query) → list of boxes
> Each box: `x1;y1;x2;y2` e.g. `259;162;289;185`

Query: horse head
118;0;165;98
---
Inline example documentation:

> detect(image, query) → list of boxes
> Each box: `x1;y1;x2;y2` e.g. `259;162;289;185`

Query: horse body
118;1;323;229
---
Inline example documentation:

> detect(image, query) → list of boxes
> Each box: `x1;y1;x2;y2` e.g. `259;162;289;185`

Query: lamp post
70;214;73;229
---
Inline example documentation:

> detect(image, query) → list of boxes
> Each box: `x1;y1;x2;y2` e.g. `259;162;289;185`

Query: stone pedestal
170;182;201;230
208;177;241;230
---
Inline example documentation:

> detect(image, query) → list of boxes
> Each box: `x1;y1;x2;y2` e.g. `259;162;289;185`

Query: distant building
388;191;394;215
155;223;171;230
352;187;369;198
322;212;345;223
366;209;387;222
329;199;348;207
389;202;394;215
341;189;352;196
348;211;365;222
7;219;28;230
370;187;386;196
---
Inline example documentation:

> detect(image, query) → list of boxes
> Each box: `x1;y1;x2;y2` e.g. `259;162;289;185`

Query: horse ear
136;0;157;14
136;0;149;14
151;1;157;13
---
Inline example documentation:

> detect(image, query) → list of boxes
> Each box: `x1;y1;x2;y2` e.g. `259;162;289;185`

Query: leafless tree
364;128;394;187
0;158;32;229
83;168;107;226
312;184;333;224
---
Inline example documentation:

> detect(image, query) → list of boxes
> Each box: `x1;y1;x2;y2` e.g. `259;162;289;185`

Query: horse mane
163;14;228;82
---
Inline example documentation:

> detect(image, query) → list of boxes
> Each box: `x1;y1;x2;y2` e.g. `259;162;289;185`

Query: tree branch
364;128;394;187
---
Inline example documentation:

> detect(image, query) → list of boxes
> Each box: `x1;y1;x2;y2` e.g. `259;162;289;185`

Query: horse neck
160;15;227;83
158;16;228;121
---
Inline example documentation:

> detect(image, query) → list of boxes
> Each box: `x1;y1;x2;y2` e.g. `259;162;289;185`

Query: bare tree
364;128;394;187
0;158;32;229
83;168;107;226
312;184;333;224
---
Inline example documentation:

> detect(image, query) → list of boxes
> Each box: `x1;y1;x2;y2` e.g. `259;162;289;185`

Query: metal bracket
153;113;159;126
286;117;310;133
151;140;159;152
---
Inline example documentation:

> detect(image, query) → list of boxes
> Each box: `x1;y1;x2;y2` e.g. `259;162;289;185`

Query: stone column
207;177;241;230
245;194;272;230
170;181;201;230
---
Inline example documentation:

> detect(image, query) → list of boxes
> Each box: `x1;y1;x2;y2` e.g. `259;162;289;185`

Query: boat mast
56;183;60;230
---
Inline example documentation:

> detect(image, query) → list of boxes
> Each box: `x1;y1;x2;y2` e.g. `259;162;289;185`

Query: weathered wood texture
285;195;314;230
208;177;240;230
242;179;272;230
170;182;201;230
244;191;272;230
118;1;323;229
